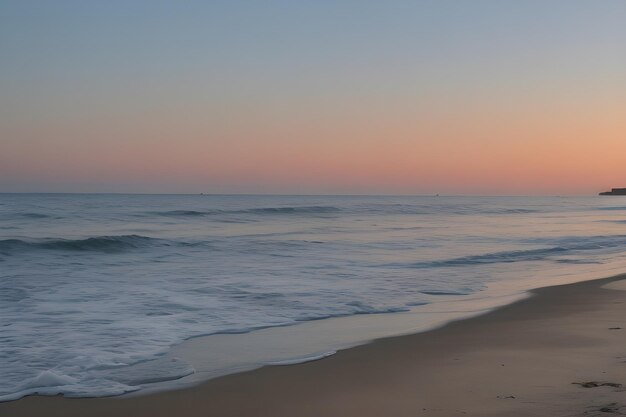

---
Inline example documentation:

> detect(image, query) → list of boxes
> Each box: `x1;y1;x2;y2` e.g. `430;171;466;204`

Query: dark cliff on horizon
600;188;626;196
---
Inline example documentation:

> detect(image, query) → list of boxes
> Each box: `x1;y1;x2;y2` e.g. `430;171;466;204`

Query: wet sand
3;275;626;417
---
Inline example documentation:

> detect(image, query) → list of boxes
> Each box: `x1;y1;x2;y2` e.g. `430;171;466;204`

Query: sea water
2;194;626;400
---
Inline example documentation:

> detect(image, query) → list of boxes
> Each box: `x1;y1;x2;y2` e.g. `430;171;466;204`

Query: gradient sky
1;0;625;194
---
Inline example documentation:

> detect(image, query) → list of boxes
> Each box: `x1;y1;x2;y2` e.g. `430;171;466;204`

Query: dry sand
3;275;626;417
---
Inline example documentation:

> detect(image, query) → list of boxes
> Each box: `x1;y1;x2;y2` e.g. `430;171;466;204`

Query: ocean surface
2;194;626;400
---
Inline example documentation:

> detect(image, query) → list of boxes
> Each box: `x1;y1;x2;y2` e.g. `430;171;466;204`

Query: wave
154;206;341;217
152;205;539;219
398;234;626;269
0;212;53;220
555;259;602;264
19;212;52;219
157;210;213;217
404;247;568;269
420;289;472;296
247;206;341;215
0;235;165;254
353;203;544;216
497;208;538;214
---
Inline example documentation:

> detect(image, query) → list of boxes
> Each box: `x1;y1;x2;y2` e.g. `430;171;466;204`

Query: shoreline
3;274;626;416
132;285;529;397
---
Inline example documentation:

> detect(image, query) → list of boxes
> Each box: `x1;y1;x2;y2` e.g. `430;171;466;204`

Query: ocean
2;194;626;401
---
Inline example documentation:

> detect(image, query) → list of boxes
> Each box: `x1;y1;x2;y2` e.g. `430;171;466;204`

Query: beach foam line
263;351;337;366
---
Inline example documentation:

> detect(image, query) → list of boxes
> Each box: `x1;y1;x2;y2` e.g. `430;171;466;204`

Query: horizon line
0;191;607;198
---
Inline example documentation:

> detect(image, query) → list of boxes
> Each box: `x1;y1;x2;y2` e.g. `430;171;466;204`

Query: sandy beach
2;275;626;416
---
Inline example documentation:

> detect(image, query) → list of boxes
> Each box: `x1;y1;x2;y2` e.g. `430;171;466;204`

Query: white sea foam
0;370;137;402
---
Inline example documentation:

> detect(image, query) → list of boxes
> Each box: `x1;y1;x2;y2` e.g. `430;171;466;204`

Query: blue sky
1;1;625;194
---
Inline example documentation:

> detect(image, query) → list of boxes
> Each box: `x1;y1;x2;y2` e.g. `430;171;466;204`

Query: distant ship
599;188;626;196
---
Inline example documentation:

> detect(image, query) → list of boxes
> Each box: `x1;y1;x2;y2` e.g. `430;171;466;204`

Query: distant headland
599;188;626;196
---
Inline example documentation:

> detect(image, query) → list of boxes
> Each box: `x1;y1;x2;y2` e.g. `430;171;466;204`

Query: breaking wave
398;235;626;269
0;235;165;254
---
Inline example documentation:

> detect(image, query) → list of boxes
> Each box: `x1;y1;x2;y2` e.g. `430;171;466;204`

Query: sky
1;0;625;195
